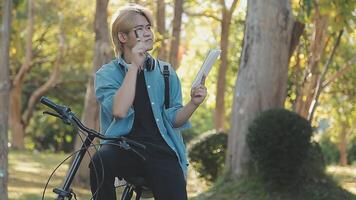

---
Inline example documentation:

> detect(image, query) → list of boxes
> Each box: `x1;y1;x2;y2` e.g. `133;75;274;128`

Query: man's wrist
128;64;139;72
188;100;200;108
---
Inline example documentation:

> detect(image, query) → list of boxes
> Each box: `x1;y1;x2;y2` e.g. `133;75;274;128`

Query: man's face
125;14;154;51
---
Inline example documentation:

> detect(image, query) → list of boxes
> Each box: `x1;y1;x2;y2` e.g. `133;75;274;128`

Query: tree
156;0;167;60
9;0;34;149
169;0;184;69
214;0;239;132
294;7;330;119
9;0;65;149
316;38;356;166
73;0;113;186
0;0;12;198
226;0;295;178
291;0;355;122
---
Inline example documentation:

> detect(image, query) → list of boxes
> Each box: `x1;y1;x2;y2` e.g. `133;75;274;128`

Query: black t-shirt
127;71;175;156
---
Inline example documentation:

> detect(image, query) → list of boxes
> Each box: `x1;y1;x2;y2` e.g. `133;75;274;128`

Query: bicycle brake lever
43;111;71;125
43;111;62;118
122;137;146;150
114;141;146;161
119;141;131;150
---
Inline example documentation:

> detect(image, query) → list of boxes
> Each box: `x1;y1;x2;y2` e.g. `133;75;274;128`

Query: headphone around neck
144;53;155;71
119;53;155;72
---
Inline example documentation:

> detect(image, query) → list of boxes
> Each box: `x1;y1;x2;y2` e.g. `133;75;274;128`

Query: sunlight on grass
8;150;208;200
9;150;91;200
327;165;356;195
10;150;354;199
13;162;41;174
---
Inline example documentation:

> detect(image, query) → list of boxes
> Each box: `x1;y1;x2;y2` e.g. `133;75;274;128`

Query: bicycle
40;96;153;200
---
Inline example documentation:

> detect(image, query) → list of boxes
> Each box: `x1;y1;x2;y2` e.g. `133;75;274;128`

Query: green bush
347;136;356;165
247;108;313;188
319;135;340;165
319;134;356;165
301;142;326;181
188;131;228;182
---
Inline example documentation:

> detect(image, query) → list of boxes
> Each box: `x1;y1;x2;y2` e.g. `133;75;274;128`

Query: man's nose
143;28;151;36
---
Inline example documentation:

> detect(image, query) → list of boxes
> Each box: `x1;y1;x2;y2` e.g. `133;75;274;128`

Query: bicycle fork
54;134;95;200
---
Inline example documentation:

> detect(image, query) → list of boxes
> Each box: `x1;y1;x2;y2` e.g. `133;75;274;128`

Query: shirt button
151;102;155;105
147;85;151;89
156;118;159;122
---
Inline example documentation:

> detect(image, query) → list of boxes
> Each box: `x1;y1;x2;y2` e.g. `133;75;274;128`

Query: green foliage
9;0;93;152
347;136;356;165
319;134;340;164
319;133;356;165
294;0;356;32
188;131;227;182
301;142;327;181
182;103;215;142
247;108;313;188
26;111;76;152
192;175;355;200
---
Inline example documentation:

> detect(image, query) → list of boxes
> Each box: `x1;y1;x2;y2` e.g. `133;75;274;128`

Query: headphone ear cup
145;55;155;71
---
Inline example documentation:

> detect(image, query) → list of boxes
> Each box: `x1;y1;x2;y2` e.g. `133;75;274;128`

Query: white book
191;49;222;89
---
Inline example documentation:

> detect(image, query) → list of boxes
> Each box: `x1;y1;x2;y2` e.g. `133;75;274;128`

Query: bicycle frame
53;133;96;200
40;96;146;200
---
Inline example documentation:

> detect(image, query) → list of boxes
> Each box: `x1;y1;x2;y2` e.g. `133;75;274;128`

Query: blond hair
111;4;154;56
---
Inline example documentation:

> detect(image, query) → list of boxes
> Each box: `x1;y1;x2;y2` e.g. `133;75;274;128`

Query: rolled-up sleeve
163;71;191;131
95;69;119;116
95;66;134;117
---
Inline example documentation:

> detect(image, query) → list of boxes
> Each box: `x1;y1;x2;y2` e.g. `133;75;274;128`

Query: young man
90;4;207;200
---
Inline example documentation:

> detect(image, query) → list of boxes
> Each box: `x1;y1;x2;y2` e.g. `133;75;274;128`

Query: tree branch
184;10;221;22
308;29;344;121
289;21;305;58
321;59;355;89
13;0;34;87
22;15;66;126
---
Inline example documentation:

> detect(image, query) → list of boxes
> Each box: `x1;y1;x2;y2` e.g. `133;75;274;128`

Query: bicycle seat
125;177;153;198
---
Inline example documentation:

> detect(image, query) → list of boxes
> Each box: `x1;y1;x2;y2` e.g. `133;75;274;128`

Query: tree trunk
294;10;328;118
308;30;343;121
337;124;348;166
226;0;294;179
10;0;34;149
9;85;25;149
214;0;239;132
169;0;183;69
0;0;12;199
156;0;166;60
72;0;113;186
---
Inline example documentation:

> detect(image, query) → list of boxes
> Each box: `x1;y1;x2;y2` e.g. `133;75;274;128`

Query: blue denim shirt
94;57;191;175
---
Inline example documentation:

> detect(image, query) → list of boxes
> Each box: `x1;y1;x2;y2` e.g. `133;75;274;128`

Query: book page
191;49;221;89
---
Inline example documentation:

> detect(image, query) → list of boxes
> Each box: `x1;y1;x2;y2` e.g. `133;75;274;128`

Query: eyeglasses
133;25;152;40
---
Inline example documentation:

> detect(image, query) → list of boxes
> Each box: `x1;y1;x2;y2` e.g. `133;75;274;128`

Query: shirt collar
116;56;132;72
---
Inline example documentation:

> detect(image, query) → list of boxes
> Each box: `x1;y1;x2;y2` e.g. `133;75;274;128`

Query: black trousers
89;142;188;200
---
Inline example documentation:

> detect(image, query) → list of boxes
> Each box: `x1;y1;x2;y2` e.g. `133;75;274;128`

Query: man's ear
118;32;127;43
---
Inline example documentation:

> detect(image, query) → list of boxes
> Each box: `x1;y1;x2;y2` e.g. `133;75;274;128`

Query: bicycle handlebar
40;96;145;150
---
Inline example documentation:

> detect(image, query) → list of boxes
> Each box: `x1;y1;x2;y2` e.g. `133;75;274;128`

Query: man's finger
201;74;206;85
134;29;141;42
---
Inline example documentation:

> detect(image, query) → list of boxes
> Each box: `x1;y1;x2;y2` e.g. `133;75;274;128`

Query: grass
8;150;356;200
192;168;356;200
8;150;209;200
327;165;356;195
8;150;92;200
